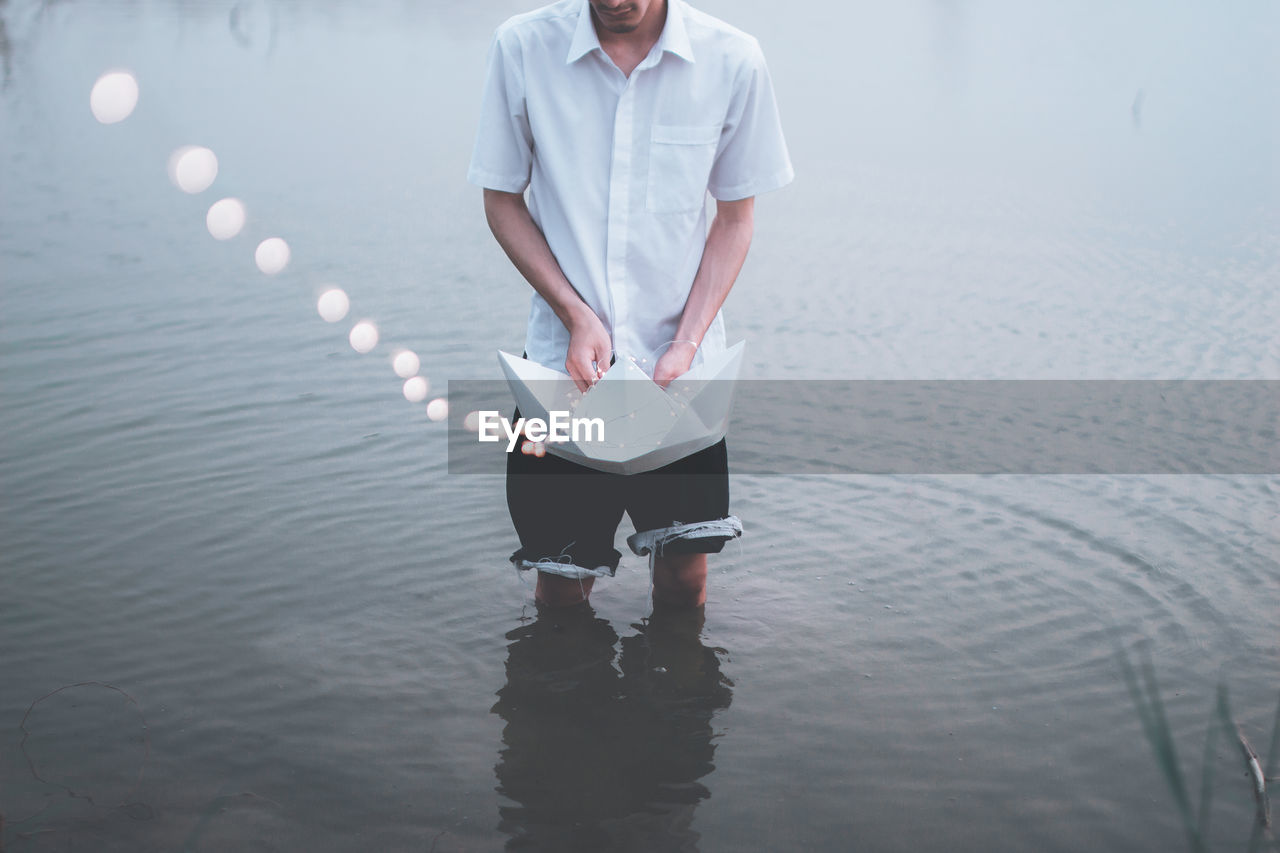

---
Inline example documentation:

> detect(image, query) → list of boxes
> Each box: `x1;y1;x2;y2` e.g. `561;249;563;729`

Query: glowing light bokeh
317;288;350;323
90;71;138;124
254;237;290;274
168;146;218;194
392;350;420;379
463;411;481;433
403;376;428;403
426;398;449;422
349;320;379;354
206;198;246;240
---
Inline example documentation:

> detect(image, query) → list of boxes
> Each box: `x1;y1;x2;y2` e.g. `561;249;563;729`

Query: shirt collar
566;0;695;65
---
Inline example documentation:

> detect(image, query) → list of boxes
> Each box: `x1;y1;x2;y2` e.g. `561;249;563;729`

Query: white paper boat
498;342;745;474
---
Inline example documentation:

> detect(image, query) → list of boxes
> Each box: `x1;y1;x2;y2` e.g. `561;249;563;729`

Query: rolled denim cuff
510;545;621;580
512;558;614;580
626;516;743;562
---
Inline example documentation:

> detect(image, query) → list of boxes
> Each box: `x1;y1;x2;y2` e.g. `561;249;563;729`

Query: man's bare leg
535;571;595;607
652;553;708;608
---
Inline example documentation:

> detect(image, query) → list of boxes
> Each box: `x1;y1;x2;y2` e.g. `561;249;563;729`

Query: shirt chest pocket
646;124;721;214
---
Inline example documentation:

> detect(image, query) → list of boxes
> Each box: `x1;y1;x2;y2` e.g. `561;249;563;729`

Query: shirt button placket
607;74;635;358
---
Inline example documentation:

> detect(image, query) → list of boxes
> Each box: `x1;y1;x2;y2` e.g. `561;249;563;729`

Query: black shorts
506;433;740;579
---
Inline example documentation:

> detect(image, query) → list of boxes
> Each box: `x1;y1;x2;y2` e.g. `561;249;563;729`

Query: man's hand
652;341;698;389
566;306;613;392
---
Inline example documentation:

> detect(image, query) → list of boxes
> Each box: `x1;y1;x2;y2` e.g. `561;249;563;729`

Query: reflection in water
0;7;9;87
1131;88;1146;129
491;604;733;852
929;0;968;95
228;0;278;56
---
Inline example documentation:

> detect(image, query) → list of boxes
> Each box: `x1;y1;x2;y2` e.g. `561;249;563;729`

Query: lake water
1;0;1277;850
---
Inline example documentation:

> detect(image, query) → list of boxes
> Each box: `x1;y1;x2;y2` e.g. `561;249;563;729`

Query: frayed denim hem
626;516;743;565
511;556;616;581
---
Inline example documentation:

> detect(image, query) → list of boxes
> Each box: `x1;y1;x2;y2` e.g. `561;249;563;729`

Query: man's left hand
652;342;698;389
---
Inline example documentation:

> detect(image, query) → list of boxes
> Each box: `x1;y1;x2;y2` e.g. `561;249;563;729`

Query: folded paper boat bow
497;341;744;474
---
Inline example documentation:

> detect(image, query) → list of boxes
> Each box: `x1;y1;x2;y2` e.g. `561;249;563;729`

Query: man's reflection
491;603;733;852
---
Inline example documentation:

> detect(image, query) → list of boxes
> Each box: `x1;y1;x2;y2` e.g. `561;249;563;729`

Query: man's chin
593;7;640;33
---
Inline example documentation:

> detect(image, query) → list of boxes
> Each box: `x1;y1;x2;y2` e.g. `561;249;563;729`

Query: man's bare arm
482;189;612;391
652;196;755;387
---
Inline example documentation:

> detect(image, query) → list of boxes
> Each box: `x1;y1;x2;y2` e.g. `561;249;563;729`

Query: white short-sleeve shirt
468;0;794;370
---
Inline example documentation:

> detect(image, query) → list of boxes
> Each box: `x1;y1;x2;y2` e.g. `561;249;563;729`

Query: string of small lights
89;69;451;423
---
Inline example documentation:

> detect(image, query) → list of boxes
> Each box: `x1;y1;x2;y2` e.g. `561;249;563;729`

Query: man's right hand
565;306;613;393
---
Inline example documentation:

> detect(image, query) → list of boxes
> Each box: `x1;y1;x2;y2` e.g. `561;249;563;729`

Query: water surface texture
2;1;1278;851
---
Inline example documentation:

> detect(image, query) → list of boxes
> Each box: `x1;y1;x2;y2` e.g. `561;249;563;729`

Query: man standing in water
469;0;792;607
